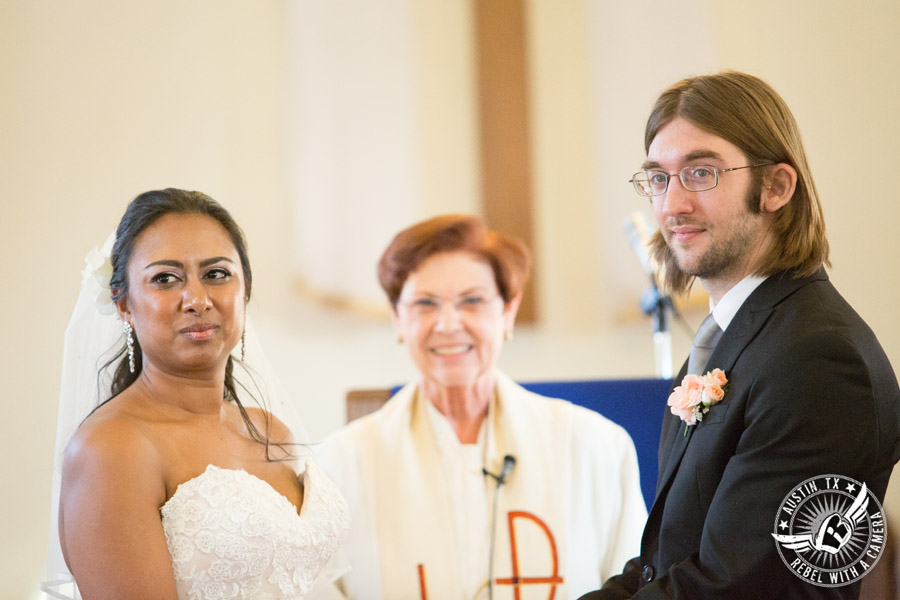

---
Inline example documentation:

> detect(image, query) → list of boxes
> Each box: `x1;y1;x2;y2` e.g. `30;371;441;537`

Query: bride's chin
146;352;231;377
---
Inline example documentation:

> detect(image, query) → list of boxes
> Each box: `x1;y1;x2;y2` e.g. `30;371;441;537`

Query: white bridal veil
42;233;319;599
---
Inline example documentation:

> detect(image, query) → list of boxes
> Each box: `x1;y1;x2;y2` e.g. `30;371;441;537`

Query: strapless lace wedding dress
159;459;348;600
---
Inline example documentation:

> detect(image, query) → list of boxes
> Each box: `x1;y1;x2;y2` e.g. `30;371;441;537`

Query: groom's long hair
646;71;830;295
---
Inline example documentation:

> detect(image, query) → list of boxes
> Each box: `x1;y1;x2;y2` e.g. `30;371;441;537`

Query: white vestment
317;371;647;600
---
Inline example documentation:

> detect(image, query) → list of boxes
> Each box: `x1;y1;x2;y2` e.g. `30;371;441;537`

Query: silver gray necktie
687;313;723;375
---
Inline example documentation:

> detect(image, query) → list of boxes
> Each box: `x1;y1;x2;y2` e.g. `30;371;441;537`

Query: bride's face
117;213;246;376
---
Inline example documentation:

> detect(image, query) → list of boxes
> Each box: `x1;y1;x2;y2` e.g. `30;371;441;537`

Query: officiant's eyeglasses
629;163;773;197
401;294;501;317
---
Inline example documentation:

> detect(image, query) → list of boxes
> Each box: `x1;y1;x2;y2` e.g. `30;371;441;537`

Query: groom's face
647;117;768;290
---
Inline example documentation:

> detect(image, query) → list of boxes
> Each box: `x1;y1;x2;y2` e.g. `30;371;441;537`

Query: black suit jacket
584;269;900;599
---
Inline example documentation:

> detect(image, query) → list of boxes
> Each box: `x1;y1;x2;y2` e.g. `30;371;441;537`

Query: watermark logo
772;474;886;587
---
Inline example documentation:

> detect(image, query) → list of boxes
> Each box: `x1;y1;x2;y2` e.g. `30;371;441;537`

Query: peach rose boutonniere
667;368;728;436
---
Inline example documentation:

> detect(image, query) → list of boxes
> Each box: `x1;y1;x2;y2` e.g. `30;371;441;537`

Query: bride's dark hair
96;188;279;455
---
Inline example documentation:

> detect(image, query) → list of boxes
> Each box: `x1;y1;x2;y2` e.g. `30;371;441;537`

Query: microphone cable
483;455;515;600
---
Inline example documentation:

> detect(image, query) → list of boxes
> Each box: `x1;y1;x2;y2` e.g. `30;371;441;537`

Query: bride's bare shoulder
63;395;163;482
58;394;175;598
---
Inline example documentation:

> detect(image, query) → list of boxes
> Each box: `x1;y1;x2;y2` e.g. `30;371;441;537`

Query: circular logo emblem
772;474;887;587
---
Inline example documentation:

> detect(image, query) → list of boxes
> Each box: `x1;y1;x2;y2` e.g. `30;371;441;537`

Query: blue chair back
520;378;672;509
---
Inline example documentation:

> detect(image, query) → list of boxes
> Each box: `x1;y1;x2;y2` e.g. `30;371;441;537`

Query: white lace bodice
160;459;349;600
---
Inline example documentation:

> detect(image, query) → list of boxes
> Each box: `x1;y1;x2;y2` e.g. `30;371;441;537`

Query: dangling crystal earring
123;320;136;373
504;329;514;342
241;327;246;362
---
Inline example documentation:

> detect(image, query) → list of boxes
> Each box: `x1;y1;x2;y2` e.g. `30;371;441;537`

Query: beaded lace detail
160;460;348;600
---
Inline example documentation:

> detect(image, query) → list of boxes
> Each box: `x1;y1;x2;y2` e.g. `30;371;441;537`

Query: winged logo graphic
772;483;869;555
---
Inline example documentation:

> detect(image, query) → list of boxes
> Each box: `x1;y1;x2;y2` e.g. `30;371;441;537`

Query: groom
583;71;900;599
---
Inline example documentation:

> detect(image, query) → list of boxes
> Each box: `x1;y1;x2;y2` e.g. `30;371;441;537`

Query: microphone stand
486;474;503;600
483;456;514;600
640;273;674;379
623;212;674;378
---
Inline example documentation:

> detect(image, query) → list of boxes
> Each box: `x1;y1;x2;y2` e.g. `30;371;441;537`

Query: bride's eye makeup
204;267;232;283
150;271;182;286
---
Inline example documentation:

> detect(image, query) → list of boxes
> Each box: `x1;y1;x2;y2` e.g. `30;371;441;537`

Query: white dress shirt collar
710;274;768;331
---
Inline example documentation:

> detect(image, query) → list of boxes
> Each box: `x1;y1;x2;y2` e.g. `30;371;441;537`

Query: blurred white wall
1;1;898;598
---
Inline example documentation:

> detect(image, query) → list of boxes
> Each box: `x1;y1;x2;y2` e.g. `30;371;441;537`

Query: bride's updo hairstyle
107;189;252;400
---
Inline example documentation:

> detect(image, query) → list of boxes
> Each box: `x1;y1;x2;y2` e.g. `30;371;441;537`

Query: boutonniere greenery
667;368;728;436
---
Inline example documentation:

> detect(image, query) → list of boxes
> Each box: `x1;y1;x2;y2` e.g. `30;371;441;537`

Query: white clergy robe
317;371;647;600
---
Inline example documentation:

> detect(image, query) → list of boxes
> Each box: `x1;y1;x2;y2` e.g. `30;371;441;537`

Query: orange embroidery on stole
416;511;563;599
495;511;564;599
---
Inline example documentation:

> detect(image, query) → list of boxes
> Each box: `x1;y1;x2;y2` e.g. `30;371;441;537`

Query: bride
46;189;347;599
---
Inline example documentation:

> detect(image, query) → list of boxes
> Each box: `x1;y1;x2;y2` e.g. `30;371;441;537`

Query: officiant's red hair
378;215;531;309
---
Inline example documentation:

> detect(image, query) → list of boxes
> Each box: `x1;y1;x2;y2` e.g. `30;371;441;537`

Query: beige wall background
2;1;898;598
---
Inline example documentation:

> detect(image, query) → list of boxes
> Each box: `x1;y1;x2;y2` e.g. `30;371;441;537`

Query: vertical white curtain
286;0;418;307
285;0;480;308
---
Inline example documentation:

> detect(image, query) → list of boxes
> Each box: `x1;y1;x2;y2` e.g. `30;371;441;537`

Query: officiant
317;214;647;600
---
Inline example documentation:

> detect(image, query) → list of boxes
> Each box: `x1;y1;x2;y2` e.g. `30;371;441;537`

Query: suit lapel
658;413;695;491
656;362;686;492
